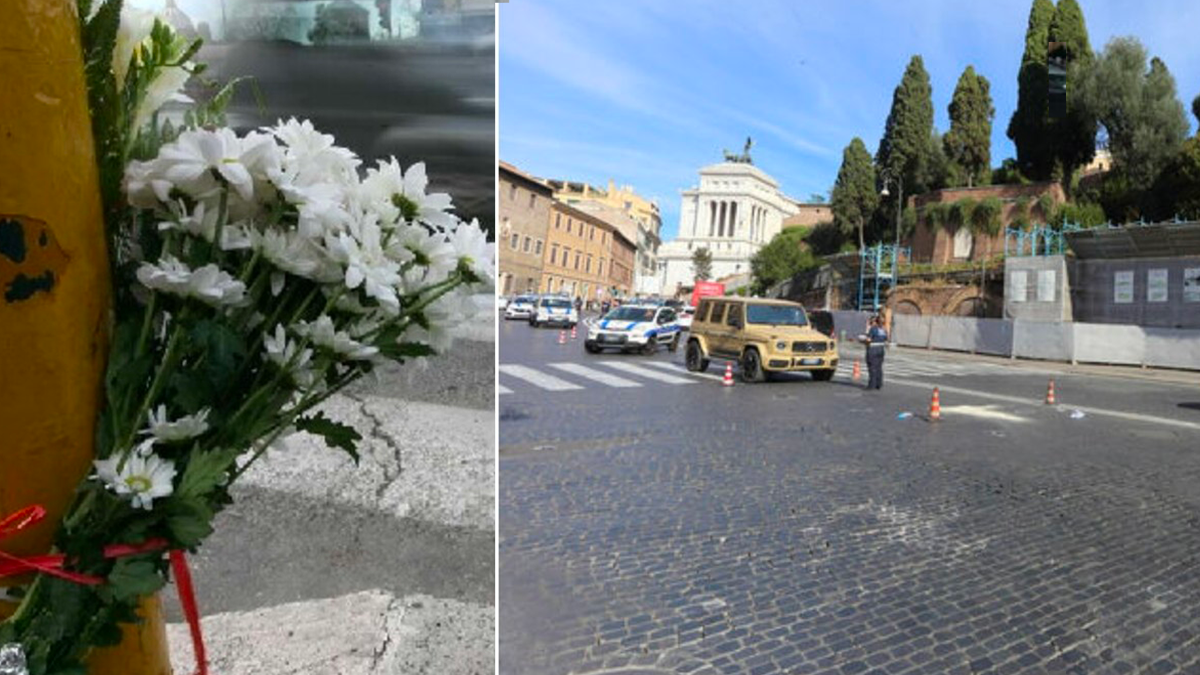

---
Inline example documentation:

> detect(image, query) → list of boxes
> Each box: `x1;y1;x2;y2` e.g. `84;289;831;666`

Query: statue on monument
721;136;754;164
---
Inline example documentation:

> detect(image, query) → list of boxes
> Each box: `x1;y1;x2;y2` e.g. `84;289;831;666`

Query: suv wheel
741;348;766;383
685;340;709;372
641;340;657;355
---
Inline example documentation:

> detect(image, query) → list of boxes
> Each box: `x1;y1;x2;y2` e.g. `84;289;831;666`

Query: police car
504;294;537;320
585;305;682;354
529;295;577;328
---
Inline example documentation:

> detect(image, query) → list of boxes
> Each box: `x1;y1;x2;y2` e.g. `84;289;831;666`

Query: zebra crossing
499;355;1035;394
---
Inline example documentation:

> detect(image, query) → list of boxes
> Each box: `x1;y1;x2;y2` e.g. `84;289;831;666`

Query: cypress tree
830;138;878;251
945;66;995;187
1007;0;1055;180
1049;0;1097;183
876;55;934;195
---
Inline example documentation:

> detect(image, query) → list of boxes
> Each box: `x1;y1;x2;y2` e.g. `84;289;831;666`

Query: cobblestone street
499;321;1200;675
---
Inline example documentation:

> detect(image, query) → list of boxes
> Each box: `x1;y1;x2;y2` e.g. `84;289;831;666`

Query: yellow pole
0;1;171;672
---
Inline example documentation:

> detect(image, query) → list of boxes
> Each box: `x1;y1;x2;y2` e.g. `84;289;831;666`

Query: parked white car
529;296;577;327
504;294;537;320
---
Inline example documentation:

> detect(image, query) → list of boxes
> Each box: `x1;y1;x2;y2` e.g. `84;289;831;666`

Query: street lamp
878;170;902;345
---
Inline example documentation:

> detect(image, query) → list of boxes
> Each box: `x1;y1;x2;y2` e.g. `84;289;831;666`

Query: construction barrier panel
1073;322;1144;366
1012;320;1075;362
1144;328;1200;370
892;314;932;348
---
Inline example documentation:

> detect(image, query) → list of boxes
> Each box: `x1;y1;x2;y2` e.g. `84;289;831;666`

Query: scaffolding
856;244;908;312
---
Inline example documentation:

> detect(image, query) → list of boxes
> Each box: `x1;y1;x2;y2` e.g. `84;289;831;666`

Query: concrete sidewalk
164;345;495;674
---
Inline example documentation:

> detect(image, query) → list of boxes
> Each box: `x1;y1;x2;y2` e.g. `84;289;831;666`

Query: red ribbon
0;505;208;675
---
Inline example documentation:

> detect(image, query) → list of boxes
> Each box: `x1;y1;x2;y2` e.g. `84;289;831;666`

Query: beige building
782;202;833;230
544;178;662;294
498;161;552;296
541;201;636;302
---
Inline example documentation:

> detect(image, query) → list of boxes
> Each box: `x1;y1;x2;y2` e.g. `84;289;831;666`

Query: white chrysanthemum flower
136;255;192;295
263;324;317;388
328;219;401;313
220;223;254;251
94;451;177;510
256;229;325;280
188;264;246;307
448;218;495;286
267;118;360;186
142;405;210;442
124;159;174;210
274;180;351;238
158;128;254;201
360;159;456;231
387;224;458;282
293;315;379;361
158;198;218;242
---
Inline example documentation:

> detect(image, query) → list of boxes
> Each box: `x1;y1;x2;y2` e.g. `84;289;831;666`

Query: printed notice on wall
1009;270;1027;303
1114;270;1134;304
1037;270;1056;302
1147;268;1169;302
1185;268;1200;302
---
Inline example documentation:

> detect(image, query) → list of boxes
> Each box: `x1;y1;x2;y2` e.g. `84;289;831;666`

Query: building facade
782;203;833;230
909;183;1066;265
658;156;798;296
541;202;628;303
498;161;552;296
544;178;662;295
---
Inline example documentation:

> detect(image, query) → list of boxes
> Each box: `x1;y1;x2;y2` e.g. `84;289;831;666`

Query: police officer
860;315;888;390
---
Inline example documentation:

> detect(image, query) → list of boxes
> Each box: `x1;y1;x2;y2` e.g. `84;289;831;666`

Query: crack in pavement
346;391;405;503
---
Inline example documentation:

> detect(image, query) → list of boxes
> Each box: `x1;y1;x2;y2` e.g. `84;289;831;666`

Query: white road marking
549;363;642;388
937;405;1030;424
889;378;1200;431
640;360;727;382
498;364;583;391
599;361;696;384
497;384;513;395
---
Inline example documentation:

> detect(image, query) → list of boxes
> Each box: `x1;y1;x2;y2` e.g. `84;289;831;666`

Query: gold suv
685;296;838;382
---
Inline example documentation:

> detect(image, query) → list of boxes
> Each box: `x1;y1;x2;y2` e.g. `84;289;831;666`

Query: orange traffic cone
929;387;941;421
722;362;734;387
1045;378;1056;405
571;325;578;340
852;359;862;382
557;330;566;345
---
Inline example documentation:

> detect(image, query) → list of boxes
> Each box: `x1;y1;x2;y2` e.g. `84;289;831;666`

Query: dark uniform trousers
866;345;885;389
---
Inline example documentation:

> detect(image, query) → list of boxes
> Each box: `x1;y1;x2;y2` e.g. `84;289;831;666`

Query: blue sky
499;0;1200;241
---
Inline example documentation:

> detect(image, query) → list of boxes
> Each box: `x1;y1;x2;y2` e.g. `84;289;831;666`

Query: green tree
803;221;843;256
877;55;935;196
1048;0;1097;184
1007;0;1055;179
1149;101;1200;220
691;246;712;281
830;137;878;251
921;129;950;192
1075;38;1189;195
749;228;818;295
945;66;995;187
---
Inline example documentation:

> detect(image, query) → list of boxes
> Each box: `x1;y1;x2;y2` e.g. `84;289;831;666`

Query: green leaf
378;341;436;361
105;558;165;602
295;411;362;463
192;318;249;396
165;498;215;548
176;447;239;500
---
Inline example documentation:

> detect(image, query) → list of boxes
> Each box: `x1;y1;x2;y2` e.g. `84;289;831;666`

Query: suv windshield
514;296;535;304
746;304;808;326
543;298;572;308
605;307;656;322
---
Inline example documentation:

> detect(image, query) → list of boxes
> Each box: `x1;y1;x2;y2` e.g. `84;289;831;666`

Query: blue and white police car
504;294;537;320
529;295;578;328
585;305;682;354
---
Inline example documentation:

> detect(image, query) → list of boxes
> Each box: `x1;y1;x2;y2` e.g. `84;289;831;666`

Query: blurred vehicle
677;304;696;330
191;2;495;233
504;294;537;320
530;296;577;328
685;297;837;383
585;305;681;355
690;280;725;307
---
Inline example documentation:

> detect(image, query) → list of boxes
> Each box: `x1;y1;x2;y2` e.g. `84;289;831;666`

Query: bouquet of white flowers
0;1;492;672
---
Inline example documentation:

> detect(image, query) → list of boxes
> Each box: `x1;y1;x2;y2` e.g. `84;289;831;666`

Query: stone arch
886;286;931;316
894;299;922;316
945;286;988;317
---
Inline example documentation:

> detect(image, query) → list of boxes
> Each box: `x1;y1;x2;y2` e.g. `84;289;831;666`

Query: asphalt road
499;316;1200;675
